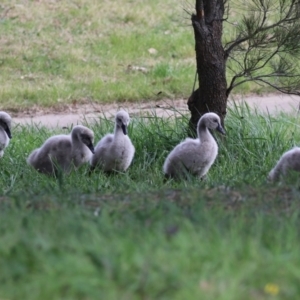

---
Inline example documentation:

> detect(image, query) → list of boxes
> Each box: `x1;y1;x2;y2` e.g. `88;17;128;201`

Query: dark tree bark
188;0;300;133
188;0;227;131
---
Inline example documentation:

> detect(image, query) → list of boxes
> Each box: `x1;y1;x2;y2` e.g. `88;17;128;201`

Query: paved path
12;94;300;128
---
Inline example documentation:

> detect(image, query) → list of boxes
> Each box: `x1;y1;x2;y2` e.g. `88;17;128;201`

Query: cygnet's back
90;111;135;172
268;147;300;182
163;112;225;180
0;111;12;158
27;125;94;175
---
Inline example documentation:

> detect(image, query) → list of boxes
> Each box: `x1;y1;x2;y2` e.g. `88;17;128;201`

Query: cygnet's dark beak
217;124;226;135
121;124;127;135
88;143;95;154
5;127;12;139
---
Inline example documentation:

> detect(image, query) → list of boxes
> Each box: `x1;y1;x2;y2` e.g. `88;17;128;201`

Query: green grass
1;1;300;298
1;0;282;111
0;0;195;110
1;106;300;299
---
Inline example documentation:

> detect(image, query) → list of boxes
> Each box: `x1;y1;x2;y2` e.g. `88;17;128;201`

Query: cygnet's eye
117;118;122;123
213;119;218;123
81;134;90;143
0;121;9;131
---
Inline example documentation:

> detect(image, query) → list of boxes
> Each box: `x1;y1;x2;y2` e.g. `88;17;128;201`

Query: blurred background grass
0;0;195;110
0;0;270;111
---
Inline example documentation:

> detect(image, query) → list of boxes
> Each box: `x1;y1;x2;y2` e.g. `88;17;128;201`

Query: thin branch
226;53;249;96
230;72;300;92
224;1;298;56
242;46;280;75
255;78;300;96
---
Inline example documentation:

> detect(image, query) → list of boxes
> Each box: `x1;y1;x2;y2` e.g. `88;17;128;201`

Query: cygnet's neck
0;127;8;141
114;124;125;138
197;121;213;142
71;132;84;149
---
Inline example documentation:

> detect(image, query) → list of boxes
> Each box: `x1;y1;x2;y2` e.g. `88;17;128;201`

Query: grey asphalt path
12;94;300;128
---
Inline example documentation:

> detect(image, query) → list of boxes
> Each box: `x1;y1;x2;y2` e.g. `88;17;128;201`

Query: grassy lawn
0;0;195;110
0;0;274;112
1;105;300;299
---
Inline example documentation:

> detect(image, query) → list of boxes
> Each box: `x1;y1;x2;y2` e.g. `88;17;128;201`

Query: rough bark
188;0;227;132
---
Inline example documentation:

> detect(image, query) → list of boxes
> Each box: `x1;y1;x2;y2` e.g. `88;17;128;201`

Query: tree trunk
188;1;227;133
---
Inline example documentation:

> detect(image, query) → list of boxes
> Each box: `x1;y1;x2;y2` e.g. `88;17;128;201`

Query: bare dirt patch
11;94;300;128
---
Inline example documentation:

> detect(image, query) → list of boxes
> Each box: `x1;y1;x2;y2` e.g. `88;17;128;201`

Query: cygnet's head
199;112;225;134
72;125;95;153
0;111;12;139
115;111;130;135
